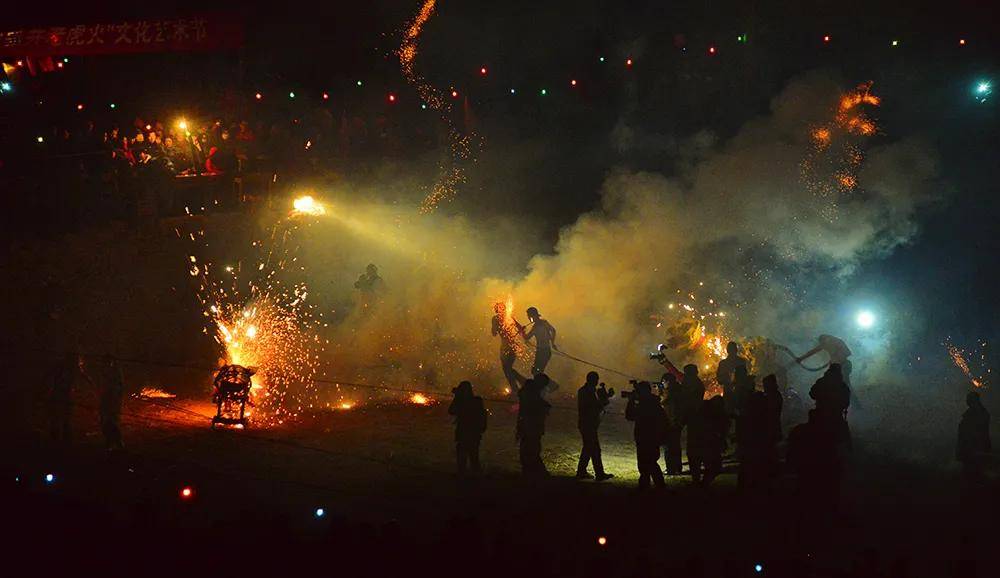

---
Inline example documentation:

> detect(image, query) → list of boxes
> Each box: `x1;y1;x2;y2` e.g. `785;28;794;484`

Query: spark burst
944;339;990;389
399;0;481;212
185;205;326;426
801;82;881;222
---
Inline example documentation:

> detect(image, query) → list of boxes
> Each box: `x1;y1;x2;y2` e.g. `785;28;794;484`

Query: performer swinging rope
774;343;830;372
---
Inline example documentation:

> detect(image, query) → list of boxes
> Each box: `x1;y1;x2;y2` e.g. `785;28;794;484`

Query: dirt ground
3;375;997;577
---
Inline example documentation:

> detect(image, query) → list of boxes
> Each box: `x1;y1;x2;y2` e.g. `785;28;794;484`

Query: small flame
409;393;431;405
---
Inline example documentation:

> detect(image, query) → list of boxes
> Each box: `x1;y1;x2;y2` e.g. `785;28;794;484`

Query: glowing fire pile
945;339;990;389
186;199;327;426
802;82;881;220
651;287;739;396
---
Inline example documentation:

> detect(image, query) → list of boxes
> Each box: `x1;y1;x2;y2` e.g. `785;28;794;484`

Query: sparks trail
398;0;481;212
183;203;328;427
944;338;991;389
801;82;881;222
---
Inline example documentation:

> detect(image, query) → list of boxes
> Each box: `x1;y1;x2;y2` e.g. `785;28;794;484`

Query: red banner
0;16;243;57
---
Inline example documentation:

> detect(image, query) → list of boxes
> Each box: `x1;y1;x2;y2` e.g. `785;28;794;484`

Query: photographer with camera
576;371;615;481
624;381;668;490
448;381;488;475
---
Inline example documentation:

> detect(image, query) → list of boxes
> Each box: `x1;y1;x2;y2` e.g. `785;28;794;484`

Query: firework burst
185;207;326;426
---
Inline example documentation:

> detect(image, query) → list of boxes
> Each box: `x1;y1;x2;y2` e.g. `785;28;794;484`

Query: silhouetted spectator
576;371;614;481
95;354;126;451
689;396;729;485
738;392;769;490
810;363;852;421
449;381;487;475
516;376;551;476
717;341;747;412
661;373;684;475
48;351;81;444
956;391;991;486
625;381;667;489
787;409;851;507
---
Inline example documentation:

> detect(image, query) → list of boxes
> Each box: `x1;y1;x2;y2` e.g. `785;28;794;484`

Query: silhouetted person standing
717;341;748;413
661;373;684;475
625;381;667;489
517;376;551;476
48;351;82;444
576;372;614;481
449;381;488;475
354;263;384;311
738;392;770;490
96;354;126;451
787;409;851;508
689;396;729;486
522;307;556;376
810;363;851;421
956;391;991;487
762;374;784;480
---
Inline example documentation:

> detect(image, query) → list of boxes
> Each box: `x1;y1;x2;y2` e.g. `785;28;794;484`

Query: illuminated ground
3;384;996;576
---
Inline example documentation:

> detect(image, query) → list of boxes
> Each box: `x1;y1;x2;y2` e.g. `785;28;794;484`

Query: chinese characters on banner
0;16;243;57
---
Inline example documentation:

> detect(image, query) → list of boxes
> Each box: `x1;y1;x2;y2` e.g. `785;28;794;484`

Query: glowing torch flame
292;195;326;216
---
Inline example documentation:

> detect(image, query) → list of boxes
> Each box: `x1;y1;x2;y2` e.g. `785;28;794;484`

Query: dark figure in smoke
449;381;488;475
762;374;784;479
738;392;772;490
625;381;667;489
689;395;729;486
956;391;991;487
717;341;748;414
95;354;126;451
516;376;551;476
797;334;853;385
661;373;684;475
521;307;557;376
48;350;83;445
576;372;614;481
786;408;851;509
353;263;384;310
491;302;524;395
810;363;852;422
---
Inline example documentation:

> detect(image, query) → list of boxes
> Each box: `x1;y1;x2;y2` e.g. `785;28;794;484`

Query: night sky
3;0;997;358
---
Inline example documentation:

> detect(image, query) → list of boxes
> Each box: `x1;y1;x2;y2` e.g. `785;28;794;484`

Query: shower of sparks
944;339;990;389
651;286;751;398
185;203;328;427
408;392;433;405
494;295;529;361
801;82;881;222
398;0;481;212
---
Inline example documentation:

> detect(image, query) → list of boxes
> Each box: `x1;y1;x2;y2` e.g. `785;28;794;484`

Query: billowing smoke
304;72;943;402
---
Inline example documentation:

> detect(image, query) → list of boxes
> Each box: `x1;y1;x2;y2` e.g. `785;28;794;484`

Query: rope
773;344;829;372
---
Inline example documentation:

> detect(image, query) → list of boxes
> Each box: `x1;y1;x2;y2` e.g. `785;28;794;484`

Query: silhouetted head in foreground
585;371;599;386
966;391;982;408
683;364;699;378
726;341;740;357
453;380;473;397
526;307;540;322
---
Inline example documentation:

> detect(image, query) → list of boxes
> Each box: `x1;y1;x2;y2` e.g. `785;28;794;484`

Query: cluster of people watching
449;341;992;501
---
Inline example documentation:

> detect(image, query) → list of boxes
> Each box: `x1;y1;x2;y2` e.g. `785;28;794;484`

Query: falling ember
945;339;990;389
398;0;480;212
292;195;326;216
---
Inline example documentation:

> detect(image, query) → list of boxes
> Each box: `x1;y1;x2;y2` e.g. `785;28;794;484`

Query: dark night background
2;1;996;352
